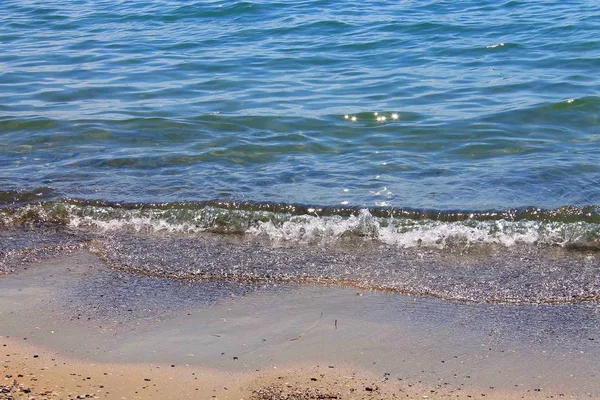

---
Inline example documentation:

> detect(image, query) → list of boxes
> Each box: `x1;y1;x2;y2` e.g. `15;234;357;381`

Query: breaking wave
2;197;600;249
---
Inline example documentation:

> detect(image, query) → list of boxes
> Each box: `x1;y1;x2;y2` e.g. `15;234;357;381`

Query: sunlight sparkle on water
344;113;400;123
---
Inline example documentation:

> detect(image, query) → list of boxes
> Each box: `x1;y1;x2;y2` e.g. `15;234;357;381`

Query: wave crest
2;200;600;249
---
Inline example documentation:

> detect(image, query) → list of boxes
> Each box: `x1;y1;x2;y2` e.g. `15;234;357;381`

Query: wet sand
1;249;599;399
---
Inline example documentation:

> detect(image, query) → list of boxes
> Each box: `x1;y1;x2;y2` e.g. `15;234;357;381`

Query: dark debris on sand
250;379;390;400
251;385;342;400
0;379;35;400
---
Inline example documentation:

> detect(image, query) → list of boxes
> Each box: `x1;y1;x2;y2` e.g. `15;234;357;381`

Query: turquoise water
2;0;599;210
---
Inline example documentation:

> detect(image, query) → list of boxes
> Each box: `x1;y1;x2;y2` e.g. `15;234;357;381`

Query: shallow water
1;224;598;304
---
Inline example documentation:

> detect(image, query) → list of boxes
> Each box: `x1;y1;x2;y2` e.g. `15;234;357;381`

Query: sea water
1;0;600;304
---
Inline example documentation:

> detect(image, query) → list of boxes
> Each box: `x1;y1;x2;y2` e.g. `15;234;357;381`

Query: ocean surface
1;0;600;304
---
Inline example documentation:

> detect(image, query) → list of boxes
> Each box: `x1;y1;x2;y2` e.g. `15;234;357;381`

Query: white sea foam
246;209;597;248
69;214;204;234
3;204;598;249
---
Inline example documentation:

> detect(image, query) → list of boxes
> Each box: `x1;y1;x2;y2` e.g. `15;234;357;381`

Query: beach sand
0;336;473;400
1;249;599;399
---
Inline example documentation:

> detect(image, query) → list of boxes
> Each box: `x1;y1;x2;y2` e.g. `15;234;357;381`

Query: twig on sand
290;315;322;341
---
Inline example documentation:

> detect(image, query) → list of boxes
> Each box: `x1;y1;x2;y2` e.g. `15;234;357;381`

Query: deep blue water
1;0;599;210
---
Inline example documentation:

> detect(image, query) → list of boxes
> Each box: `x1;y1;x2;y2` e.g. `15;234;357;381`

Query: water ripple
1;0;599;208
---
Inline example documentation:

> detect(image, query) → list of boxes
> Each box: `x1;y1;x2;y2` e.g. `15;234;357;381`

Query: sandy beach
0;336;472;400
1;248;599;399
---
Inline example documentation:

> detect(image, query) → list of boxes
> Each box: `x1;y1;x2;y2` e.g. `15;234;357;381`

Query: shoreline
1;249;599;399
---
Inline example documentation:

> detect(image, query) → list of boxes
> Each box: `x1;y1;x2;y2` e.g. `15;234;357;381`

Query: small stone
144;378;151;382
